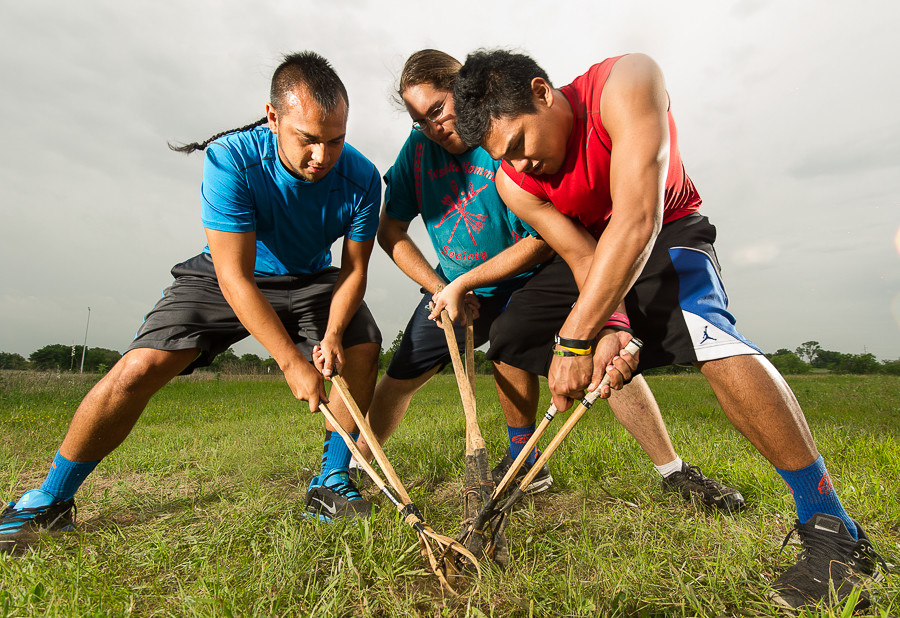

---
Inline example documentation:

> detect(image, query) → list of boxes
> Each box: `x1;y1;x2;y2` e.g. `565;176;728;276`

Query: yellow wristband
554;344;592;356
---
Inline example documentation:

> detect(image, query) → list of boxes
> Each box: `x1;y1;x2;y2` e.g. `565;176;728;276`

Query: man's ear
265;102;278;134
531;78;554;109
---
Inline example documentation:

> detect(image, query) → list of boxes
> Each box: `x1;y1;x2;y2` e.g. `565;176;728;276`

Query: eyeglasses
412;97;448;132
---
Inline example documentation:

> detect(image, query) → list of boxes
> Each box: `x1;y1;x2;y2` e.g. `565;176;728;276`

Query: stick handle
317;402;403;510
466;404;557;533
320;399;478;591
515;338;643;490
440;310;485;451
329;375;414;505
465;305;475;386
492;403;558;496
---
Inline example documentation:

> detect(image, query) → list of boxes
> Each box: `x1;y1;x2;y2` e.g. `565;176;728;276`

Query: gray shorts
126;253;382;375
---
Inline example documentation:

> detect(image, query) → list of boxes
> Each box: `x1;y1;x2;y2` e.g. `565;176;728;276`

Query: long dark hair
169;51;348;154
395;49;461;102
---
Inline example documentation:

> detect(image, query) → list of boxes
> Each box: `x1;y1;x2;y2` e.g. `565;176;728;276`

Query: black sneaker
491;449;553;494
304;470;373;523
661;462;745;513
769;513;886;611
0;489;77;553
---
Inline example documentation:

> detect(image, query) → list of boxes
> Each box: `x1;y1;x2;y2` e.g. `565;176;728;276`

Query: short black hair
453;49;551;147
270;51;349;115
170;50;348;154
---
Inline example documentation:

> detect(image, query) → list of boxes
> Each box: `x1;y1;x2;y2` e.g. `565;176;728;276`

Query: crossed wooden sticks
318;375;480;595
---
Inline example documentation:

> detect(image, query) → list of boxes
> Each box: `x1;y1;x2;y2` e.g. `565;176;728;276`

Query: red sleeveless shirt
502;56;701;238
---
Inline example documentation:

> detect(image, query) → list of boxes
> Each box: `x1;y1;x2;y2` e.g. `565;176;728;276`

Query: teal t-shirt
384;131;537;297
200;125;381;276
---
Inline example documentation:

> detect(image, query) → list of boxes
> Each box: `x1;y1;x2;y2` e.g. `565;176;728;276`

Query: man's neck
553;88;575;139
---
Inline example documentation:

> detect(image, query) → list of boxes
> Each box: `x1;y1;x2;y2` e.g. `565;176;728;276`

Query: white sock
655;456;684;478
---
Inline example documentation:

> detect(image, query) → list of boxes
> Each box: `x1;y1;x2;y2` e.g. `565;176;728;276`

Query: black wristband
554;334;594;349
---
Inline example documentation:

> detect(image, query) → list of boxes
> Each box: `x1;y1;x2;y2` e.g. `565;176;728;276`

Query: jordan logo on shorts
699;326;717;345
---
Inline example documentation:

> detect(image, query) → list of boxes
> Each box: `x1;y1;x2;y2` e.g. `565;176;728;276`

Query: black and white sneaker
304;470;373;523
0;489;77;553
661;462;745;513
769;513;886;611
491;449;553;494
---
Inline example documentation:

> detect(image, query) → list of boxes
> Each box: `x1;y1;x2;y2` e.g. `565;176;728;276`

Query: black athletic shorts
126;253;382;375
386;290;512;380
487;214;760;375
485;258;577;377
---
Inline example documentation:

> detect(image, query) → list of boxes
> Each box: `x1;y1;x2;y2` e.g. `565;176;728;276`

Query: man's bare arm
429;234;554;323
377;209;447;295
317;237;376;377
205;228;327;410
560;53;669;343
495;169;596;281
454;235;554;291
547;54;669;406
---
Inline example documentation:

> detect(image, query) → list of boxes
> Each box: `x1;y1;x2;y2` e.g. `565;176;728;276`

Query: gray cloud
2;0;898;363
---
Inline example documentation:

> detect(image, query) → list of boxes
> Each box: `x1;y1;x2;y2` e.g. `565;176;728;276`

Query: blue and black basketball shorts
487;213;760;376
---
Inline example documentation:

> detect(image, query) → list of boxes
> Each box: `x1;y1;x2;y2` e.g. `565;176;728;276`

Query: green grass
0;370;898;617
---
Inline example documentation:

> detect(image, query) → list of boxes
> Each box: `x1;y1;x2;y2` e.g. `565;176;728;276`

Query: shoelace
321;471;362;500
782;520;886;572
503;451;542;475
682;465;715;486
779;520;888;579
781;522;853;566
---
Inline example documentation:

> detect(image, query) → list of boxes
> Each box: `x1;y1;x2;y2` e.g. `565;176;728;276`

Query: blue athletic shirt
384;131;538;298
200;125;381;276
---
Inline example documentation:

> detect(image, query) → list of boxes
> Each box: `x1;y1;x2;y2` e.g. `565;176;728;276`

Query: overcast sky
2;0;898;363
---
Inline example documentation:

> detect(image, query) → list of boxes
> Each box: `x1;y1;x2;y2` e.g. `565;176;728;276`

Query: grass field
0;370;898;617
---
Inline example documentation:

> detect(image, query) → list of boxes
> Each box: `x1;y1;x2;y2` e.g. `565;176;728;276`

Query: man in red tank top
452;50;884;612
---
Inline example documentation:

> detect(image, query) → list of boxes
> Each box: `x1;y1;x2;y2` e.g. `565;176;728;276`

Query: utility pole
79;307;91;374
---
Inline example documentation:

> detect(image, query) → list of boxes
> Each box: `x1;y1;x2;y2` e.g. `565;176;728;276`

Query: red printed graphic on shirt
413;142;424;212
435;180;488;245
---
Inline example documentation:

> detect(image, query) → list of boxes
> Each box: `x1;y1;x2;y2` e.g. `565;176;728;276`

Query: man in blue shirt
1;52;382;549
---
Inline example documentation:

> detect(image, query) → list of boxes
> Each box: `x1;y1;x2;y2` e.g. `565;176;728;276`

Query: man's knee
110;348;198;392
345;342;380;364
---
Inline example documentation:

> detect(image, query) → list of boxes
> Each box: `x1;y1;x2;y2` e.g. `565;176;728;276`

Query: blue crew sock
776;455;857;539
320;430;358;478
39;451;100;502
508;423;537;466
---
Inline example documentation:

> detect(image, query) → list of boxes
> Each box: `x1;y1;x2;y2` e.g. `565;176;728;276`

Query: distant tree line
205;349;279;375
639;341;900;376
764;340;900;375
1;345;122;373
2;338;898;376
379;333;899;377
